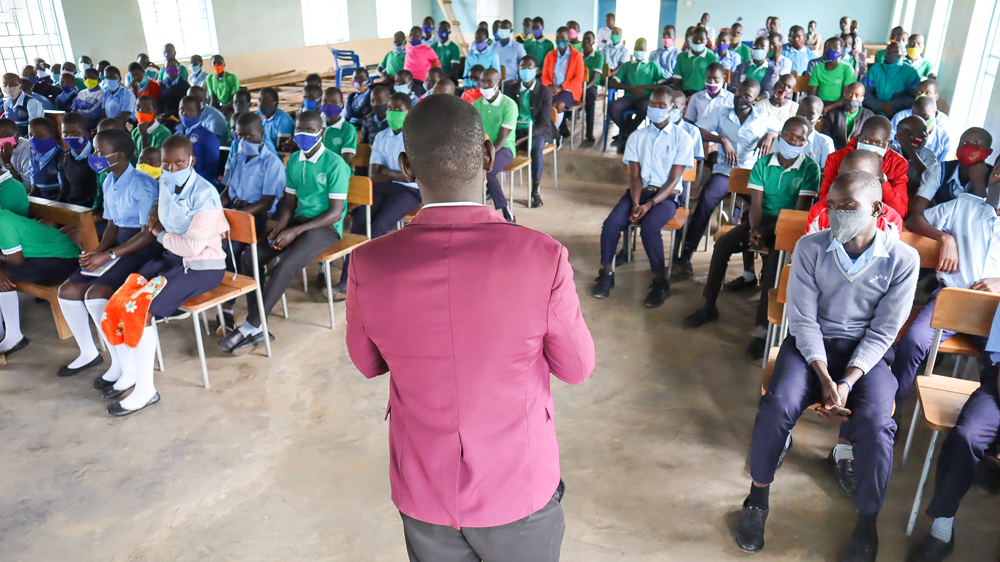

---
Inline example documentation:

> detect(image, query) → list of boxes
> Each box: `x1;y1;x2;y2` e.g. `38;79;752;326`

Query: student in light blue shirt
715;30;743;73
22;80;55;111
604;27;631;73
781;26;817;75
2;73;44;135
188;55;208;88
492;20;527;81
465;28;501;79
175;96;221;181
650;25;681;77
254;86;294;153
101;66;136;121
71;68;105;129
189;85;232;147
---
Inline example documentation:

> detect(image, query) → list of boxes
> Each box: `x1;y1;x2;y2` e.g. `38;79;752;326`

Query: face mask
662;37;674;48
987;183;1000;209
569;28;579;40
480;86;498;99
523;25;532;34
30;136;57;153
690;42;707;54
856;140;888;157
2;85;20;99
466;79;479;88
828;208;873;244
61;85;75;93
258;103;277;118
532;28;543;39
438;30;450;41
212;65;225;74
751;48;767;61
884;53;901;65
633;50;647;61
474;40;488;52
302;99;318;111
105;79;119;91
321;104;342;119
611;34;621;45
776;138;804;159
410;39;422;47
234;102;250;113
556;39;570;51
373;104;388;118
907;46;923;59
136;163;162;179
238;138;261;156
646;106;671;125
669;107;682;123
136;112;156;124
825;49;841;61
353;80;367;92
386;109;406;131
422;25;433;35
63;136;88;152
165;66;179;78
910;135;927;149
718;44;730;54
84;78;100;89
519;68;537;83
844;45;853;54
180;115;200;128
956;144;991;166
79;62;92;70
161;157;194;187
394;45;405;53
706;83;721;94
191;64;202;74
847;99;864;110
88;153;115;173
293;131;322;152
498;29;511;40
393;84;411;95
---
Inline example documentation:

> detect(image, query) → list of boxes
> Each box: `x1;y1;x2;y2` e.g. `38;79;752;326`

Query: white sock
113;343;137;391
84;298;122;382
741;270;756;281
58;298;100;367
833;443;855;463
930;517;953;542
554;113;564;128
754;326;768;339
0;291;23;351
119;326;157;410
237;321;262;337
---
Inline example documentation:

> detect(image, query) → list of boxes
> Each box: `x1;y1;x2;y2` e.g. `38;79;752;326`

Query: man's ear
482;139;496;173
398;151;415;183
872;199;883;217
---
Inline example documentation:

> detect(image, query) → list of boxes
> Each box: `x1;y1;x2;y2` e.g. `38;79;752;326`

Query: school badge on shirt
316;172;327;186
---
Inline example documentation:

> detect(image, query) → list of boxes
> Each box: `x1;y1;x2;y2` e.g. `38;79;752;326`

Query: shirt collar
328;117;345;129
521;80;535;92
421;201;483;208
690;49;708;59
827;228;890;259
484;91;503;105
71;141;93;160
146;120;161;134
298;143;327;162
767;152;806;169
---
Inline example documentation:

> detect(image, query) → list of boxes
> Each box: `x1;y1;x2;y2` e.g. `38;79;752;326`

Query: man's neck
523;79;535;89
776;153;797;168
770;96;786;107
500;38;510;45
304;144;321;158
735;105;752;122
111;163;128;179
487;91;501;104
844;224;877;255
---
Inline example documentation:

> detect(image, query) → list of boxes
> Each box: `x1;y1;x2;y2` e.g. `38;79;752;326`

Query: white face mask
856;140;887;157
480;86;498;100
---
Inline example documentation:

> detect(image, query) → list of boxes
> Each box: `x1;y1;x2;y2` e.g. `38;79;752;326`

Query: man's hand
757;132;778;155
0;142;13;166
630;201;652;224
749;226;765;250
0;269;16;292
147;212;163;237
270;227;299;250
817;381;852;423
79;250;111;271
720;138;738;167
970;278;1000;293
938;233;959;273
138;121;150;136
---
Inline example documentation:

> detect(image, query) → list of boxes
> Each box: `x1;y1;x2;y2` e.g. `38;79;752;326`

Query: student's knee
57;280;86;300
758;390;800;428
851;408;897;444
639;219;664;241
85;284;113;301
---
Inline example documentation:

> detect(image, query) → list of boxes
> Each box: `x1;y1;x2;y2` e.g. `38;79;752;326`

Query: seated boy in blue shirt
346;68;373;127
301;83;322;112
255;87;294;153
393;69;423;104
56;72;78;110
58;112;98;207
593;86;694;308
28;117;64;199
176;95;221;181
188;85;232;147
71;68;105;129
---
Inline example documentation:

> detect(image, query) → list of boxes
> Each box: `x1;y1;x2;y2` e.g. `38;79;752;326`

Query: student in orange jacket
542;27;585;136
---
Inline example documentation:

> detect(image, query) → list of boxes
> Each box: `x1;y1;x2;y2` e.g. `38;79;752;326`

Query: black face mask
258;103;277;118
234;103;250;114
373;104;388;118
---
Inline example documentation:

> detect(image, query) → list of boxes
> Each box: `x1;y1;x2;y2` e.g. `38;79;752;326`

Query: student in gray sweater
735;170;919;562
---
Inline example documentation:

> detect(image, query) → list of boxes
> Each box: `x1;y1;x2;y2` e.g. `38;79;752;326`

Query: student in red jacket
542;26;585;136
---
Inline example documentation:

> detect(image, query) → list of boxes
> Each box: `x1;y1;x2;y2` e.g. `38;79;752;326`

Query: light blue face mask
776;137;804;159
633;50;647;61
519;68;537;83
498;28;511;40
394;83;411;95
646;106;671;124
668;108;682;123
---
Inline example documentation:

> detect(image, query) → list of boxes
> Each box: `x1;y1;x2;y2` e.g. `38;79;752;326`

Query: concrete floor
2;142;997;561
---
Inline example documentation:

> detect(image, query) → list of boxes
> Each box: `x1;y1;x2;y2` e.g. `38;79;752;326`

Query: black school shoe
644;279;671;308
734;498;768;553
829;448;857;496
231;331;275;356
615;248;630;266
1;337;29;357
682;307;719;328
592;270;615;299
218;329;248;354
57;354;104;377
530;186;543;208
841;535;878;562
93;374;116;391
101;384;133;400
906;533;955;562
671;259;693;280
724;275;758;291
107;393;160;417
746;337;767;361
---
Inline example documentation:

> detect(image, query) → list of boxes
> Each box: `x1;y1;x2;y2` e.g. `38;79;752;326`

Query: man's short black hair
841;148;882;176
305;73;322;85
234;88;251;102
61;111;87;129
104;65;121;78
96;128;135;160
29;116;56;136
521;55;538;67
127;62;142;73
651;85;675;99
403;93;484;195
389;91;413;110
304;84;323;98
96;117;125;132
706;62;725;75
162;134;193;155
556;26;569;35
236;111;263;133
533;16;544;25
782;116;811;133
180;95;201;110
0;118;16;136
295;109;323;129
860;115;892;137
259;87;278;103
469;64;485;74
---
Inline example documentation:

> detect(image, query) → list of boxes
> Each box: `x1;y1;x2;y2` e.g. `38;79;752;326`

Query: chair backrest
900;231;940;269
348;176;374;206
223;209;257;245
727;168;752;195
724;69;732;83
583;67;589;83
501;65;506;81
354;143;372;167
777;264;792;303
682;163;698;182
28;197;99;251
794;75;811;93
930;287;1000;337
774;209;810;251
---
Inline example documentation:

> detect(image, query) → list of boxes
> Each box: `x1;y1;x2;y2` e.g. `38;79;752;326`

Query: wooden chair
711;167;752;243
19;197;99;339
761;210;810;367
567;67;590;148
761;264;795;393
621;163;699;278
510;119;558;207
793;75;812;101
156;209;272;389
353;143;372;168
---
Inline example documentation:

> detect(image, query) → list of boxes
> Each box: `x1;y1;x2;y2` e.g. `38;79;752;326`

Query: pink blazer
346;205;595;529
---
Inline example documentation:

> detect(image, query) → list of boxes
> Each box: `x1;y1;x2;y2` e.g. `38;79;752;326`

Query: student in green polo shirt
730;23;751;66
523;17;554;63
608;37;667;150
131;95;171;152
672;27;719;95
205;54;240;113
219;110;349;355
0;208;81;355
473;68;518;221
581;31;605;142
0;170;28;216
682;117;820;362
904;33;936;79
433;22;462;81
379;31;408;85
320;87;358;171
809;36;857;104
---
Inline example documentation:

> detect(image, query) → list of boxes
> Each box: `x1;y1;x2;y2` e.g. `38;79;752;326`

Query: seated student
320;86;357;169
906;95;951;164
465;28;502;81
304;73;322;89
189;85;232;147
301;83;322;112
101;66;136;122
805;149;905;237
840;32;868;79
96;59;110;80
674;79;779;277
685;63;733;124
731;36;780;97
360;85;391;145
824;83;873;150
473;68;518;222
904;33;936;80
492;19;527;80
0;209;81;356
27;117;63;199
861;42;920;117
592;86;694;307
58;112;98;207
2;73;43;135
205;55;240;114
419;66;445;101
219;110;348;353
890;79;948;135
735;169;919;562
797;95;836;170
76;55;93;78
253;87;294;154
137;146;162;180
781;25;817;75
21;78;55;112
128;62;159;100
34;57;52;84
892;115;936;196
420;16;436;45
158;58;190;120
346;68;373;127
132;95;170;153
430;78;456;95
542;26;585;136
56;72;78;110
765;32;793;77
231;89;252;134
505;55;556;208
378;32;408;85
174;95;220;181
566;20;582;50
578;32;605;143
755;73;798;126
523;17;555;63
0;118;32;186
155;44;188;82
70;68;105;129
187;54;207;88
809;36;858;105
650;25;680;77
716;30;743;73
21;66;59;102
669;88;707;163
673;27;719;95
683;118;820;357
433;21;462;80
56;128;159;381
0;156;29;216
603;27;631;74
62;62;84;90
608;38;667;149
460;63;485;102
730;23;751;63
403;26;441;84
908;128;993;215
134;53;159;83
392;69;422;105
102;135;229;416
873;28;907;64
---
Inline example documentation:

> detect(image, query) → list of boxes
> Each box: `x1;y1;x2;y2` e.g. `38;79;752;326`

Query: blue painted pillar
659;0;677;31
597;0;616;28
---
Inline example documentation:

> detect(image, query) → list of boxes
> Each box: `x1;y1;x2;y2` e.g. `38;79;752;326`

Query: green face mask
386;109;406;131
610;34;621;45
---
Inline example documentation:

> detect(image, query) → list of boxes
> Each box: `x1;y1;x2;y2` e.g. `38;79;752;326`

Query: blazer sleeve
345;256;389;379
567;51;585;100
541;52;555;87
544;245;595;385
819;149;842;201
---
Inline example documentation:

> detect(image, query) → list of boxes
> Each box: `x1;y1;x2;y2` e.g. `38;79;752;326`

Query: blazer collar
408;204;508;226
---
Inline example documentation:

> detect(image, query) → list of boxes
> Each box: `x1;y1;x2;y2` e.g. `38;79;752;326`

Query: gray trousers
400;489;565;562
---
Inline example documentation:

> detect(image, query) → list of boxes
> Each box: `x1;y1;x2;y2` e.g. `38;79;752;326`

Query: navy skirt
3;257;79;285
138;251;225;317
67;226;163;289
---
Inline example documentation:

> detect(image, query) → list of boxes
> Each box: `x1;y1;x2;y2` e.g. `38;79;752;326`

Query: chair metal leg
666;229;675;279
280;292;289;318
553;146;558;190
150;318;164;372
201;311;210;336
301;268;308;292
255;286;272;358
570;109;577;149
951;356;962;377
192;311;210;389
508;170;514;209
902;399;923;468
907;431;939;536
215;304;226;335
762;324;773;369
323;260;336;329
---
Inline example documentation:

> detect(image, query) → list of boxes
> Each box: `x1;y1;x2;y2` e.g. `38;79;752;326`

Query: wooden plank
28;197;100;251
916;375;980;432
728;168;752;195
900;231;940;269
931;287;1000;337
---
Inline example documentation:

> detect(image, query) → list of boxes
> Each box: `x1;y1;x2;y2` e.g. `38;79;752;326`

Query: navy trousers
599;189;679;273
584;85;597;138
752;336;898;514
515;129;545;184
702;218;778;326
926;366;1000;518
486;147;513;210
681;173;731;262
608;96;649;138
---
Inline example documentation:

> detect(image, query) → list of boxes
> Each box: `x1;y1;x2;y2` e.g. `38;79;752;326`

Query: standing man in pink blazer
346;94;595;562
